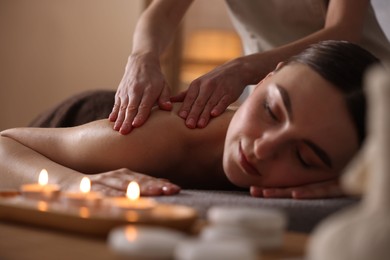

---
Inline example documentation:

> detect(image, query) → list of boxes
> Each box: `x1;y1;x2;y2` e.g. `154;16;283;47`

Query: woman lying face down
0;41;379;199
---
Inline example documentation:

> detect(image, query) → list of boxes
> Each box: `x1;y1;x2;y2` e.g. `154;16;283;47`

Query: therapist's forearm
237;24;368;85
236;0;369;84
131;0;193;57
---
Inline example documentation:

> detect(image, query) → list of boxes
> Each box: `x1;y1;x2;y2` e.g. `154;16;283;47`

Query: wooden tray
0;191;198;236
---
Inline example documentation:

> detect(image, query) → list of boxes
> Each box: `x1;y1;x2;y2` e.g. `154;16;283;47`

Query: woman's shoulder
145;102;235;125
168;102;235;133
70;102;234;148
144;102;234;144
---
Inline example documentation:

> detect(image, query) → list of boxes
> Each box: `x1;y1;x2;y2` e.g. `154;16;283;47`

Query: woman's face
223;63;359;188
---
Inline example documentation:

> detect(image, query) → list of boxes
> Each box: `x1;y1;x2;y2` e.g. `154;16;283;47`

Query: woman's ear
266;62;285;78
256;61;286;87
275;61;286;71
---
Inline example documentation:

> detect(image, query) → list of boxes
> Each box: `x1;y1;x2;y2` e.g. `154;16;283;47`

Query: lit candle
20;169;60;200
110;181;156;211
62;177;102;207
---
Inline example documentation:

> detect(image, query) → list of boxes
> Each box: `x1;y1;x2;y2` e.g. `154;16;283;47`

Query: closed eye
296;142;331;170
296;148;312;169
263;99;278;122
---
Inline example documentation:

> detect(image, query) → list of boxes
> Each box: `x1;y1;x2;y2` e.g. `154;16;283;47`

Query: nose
254;130;289;160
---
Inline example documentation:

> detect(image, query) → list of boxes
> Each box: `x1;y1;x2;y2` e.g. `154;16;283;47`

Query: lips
238;141;261;177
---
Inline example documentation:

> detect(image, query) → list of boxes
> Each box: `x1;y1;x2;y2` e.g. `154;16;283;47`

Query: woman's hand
88;168;180;197
109;52;173;135
249;179;345;199
171;58;250;129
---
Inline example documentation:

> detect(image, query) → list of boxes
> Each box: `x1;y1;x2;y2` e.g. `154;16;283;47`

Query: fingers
250;186;292;198
178;82;200;128
290;184;344;199
91;183;125;197
211;95;232;117
113;95;140;135
89;170;181;197
139;180;181;196
109;103;120;122
249;180;345;200
110;53;172;134
121;108;136;135
170;90;187;103
111;86;168;134
249;186;264;197
157;83;173;111
262;188;292;198
178;80;232;129
133;83;173;128
185;80;215;128
131;96;157;128
110;92;133;134
196;94;223;128
92;182;180;197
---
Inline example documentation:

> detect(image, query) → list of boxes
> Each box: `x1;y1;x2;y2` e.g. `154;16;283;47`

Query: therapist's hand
171;59;248;129
109;52;173;135
249;179;345;199
88;168;181;197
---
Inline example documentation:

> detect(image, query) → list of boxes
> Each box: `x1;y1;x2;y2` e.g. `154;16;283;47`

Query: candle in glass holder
20;169;60;200
110;181;156;211
62;177;102;207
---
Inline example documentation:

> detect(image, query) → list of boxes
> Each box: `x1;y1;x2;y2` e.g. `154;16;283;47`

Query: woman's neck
168;107;240;190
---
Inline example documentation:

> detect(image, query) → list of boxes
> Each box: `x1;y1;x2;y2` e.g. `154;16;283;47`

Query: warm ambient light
183;29;242;64
38;169;49;186
79;206;90;218
125;226;138;241
181;29;242;85
110;181;156;211
37;201;48;212
80;177;91;193
62;177;102;207
127;181;140;201
20;169;60;200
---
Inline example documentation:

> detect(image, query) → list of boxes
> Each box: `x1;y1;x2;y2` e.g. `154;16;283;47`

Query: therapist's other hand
109;52;173;135
249;179;345;199
171;59;247;129
88;168;181;197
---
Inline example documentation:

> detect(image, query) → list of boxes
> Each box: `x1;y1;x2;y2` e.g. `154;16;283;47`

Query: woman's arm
0;105;230;194
0;134;180;196
0;135;82;191
0;108;185;194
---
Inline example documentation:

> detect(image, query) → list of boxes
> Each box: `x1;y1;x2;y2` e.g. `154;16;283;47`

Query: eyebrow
275;84;293;120
303;140;333;169
274;84;333;169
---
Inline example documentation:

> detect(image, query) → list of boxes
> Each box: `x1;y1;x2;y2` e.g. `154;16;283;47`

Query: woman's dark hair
286;40;380;146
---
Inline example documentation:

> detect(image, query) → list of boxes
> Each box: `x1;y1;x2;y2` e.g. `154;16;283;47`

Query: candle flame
80;177;91;193
38;169;48;186
126;181;140;201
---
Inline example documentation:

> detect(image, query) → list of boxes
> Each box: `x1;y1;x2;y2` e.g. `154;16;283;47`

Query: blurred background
0;0;389;130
